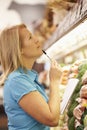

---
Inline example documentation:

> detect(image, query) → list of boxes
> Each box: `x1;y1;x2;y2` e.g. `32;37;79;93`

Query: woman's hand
49;59;63;85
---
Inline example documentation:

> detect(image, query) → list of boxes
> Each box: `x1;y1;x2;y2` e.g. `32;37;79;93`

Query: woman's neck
22;57;35;70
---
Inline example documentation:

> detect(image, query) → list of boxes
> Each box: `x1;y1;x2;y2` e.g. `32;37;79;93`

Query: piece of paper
60;78;79;114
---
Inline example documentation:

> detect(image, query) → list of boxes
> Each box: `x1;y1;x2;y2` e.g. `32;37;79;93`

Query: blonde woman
0;24;62;130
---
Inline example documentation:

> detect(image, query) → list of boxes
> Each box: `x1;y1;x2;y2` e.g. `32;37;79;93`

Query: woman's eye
29;36;32;39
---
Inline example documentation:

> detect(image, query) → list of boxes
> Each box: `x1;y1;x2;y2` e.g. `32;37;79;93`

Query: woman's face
19;27;43;59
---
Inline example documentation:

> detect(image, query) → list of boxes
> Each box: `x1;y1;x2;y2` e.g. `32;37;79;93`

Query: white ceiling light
0;10;22;30
0;0;22;30
13;0;47;5
0;0;12;10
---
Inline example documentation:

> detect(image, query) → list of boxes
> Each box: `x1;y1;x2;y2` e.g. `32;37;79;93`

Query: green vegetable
67;101;78;117
76;125;84;130
84;115;87;127
73;80;82;93
71;93;79;102
68;117;75;130
81;109;87;125
77;63;87;79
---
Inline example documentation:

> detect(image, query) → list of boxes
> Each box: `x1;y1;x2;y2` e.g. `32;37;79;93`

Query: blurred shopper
38;70;50;96
38;70;48;88
0;24;62;130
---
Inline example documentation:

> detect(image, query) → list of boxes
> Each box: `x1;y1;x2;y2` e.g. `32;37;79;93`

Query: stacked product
67;60;87;130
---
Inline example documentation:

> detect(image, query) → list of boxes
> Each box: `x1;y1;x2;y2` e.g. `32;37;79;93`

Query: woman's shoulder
6;68;36;82
6;68;28;82
7;70;22;80
5;68;38;86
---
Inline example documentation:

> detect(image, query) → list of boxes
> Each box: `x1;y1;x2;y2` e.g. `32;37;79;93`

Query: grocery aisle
0;0;87;130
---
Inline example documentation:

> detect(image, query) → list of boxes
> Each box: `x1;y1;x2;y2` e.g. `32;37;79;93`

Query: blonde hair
0;24;26;86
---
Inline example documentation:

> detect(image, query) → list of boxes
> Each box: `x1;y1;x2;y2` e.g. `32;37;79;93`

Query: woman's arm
19;59;62;127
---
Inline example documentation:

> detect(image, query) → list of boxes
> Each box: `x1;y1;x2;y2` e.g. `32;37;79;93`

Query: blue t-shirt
3;68;50;130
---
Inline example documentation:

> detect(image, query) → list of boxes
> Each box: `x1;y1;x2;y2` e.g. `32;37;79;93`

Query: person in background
38;70;48;88
0;24;62;130
38;70;50;96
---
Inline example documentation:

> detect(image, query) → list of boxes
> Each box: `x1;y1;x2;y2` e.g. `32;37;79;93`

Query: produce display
67;60;87;130
61;66;70;85
54;60;87;130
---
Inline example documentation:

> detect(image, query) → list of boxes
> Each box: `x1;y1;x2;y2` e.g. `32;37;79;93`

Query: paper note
60;78;79;114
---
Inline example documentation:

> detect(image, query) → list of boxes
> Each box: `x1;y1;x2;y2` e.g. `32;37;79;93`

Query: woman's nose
34;36;39;44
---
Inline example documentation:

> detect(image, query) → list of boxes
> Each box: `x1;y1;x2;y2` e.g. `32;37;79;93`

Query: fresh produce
81;108;87;126
76;125;84;130
68;116;75;130
67;61;87;130
84;115;87;127
77;63;87;79
67;101;78;117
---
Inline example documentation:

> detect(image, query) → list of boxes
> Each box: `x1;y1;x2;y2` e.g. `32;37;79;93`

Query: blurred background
0;0;87;130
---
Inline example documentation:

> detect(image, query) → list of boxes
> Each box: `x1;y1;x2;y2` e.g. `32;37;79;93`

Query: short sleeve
9;75;37;103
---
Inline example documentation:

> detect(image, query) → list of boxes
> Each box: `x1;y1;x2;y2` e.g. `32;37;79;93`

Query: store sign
44;0;87;49
82;0;87;15
58;0;87;39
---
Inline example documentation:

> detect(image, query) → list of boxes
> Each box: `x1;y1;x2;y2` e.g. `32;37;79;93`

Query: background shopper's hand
49;59;62;85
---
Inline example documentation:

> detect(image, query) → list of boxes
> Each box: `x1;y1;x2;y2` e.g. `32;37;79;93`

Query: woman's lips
37;46;40;48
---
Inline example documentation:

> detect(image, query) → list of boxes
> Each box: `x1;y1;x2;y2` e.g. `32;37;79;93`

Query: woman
0;24;62;130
